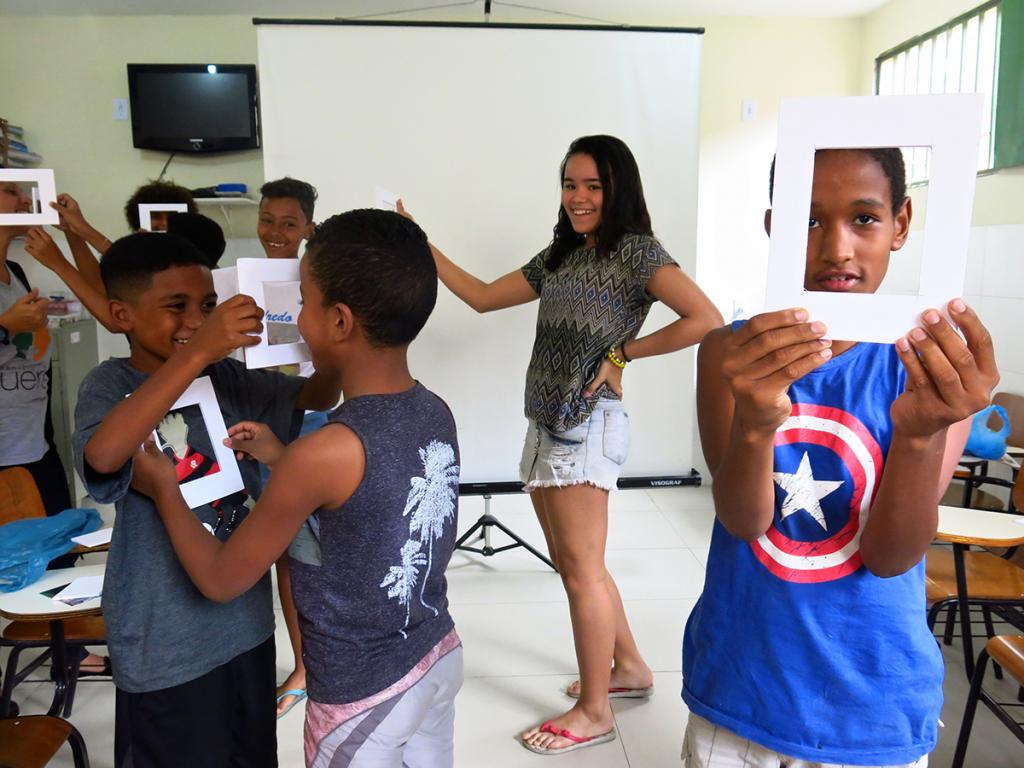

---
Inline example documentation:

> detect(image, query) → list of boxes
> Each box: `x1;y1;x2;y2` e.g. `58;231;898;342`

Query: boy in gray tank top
130;210;463;768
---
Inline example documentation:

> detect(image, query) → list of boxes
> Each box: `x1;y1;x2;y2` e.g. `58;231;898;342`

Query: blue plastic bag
965;405;1011;460
0;508;102;592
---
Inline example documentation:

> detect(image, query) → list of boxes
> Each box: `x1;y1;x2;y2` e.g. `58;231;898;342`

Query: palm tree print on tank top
381;440;460;637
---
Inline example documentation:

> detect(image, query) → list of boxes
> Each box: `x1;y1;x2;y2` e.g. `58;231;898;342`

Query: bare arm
23;229;115;330
696;312;833;540
84;296;263;474
396;200;537;313
64;230;104;295
622;265;722;360
859;303;998;577
51;194;112;263
134;425;364;602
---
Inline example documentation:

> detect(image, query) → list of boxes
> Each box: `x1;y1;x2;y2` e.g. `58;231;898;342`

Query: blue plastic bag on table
965;404;1011;460
0;508;102;592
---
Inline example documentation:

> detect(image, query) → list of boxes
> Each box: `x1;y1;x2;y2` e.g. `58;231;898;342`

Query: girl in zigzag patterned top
399;134;722;755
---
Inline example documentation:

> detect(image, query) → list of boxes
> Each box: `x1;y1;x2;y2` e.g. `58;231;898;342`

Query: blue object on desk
215;183;247;196
965;404;1011;460
0;508;101;592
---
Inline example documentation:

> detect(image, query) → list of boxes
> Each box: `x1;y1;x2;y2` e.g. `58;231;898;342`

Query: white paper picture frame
211;266;244;362
765;94;983;343
138;203;189;231
154;376;243;510
235;257;310;369
0;169;59;225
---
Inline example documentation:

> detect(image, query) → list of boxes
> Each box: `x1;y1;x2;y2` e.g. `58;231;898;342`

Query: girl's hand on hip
584;356;624;398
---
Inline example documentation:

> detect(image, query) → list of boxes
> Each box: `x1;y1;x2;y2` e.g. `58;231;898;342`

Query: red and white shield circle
750;402;884;584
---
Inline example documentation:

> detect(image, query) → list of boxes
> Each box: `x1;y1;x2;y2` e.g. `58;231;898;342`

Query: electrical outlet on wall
741;99;757;122
113;98;129;121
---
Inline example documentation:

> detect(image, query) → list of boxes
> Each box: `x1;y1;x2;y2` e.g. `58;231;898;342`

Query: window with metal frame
875;1;1001;183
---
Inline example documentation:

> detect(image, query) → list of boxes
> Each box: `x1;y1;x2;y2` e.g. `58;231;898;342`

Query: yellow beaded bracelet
606;347;626;369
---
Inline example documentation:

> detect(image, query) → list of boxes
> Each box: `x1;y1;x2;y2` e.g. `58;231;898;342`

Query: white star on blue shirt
773;451;844;531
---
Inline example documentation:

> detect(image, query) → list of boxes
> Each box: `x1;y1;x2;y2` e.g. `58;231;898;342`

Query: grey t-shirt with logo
73;357;304;693
0;262;51;465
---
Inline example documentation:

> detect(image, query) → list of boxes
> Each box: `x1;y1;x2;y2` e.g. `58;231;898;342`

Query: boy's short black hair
101;232;211;302
768;148;907;214
123;180;198;230
166;212;226;268
259;177;317;222
305;209;436;348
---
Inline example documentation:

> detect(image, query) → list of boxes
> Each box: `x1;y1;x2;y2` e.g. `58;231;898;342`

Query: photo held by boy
129;209;464;768
72;231;343;768
681;149;999;767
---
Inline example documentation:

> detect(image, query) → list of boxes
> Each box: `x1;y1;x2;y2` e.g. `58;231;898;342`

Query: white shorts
519;399;630;493
682;714;928;768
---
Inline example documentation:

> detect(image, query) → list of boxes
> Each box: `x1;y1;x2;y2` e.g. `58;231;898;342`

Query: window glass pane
879;57;895;95
946;23;964;93
962;15;980;92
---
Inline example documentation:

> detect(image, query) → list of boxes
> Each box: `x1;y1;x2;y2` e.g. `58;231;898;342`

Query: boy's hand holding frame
85;297;265;475
892;300;999;441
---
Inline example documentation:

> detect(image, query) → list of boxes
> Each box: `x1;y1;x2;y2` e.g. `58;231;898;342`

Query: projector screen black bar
458;471;701;496
252;18;704;35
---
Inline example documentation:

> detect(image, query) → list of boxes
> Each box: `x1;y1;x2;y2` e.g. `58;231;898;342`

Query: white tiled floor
5;486;1024;766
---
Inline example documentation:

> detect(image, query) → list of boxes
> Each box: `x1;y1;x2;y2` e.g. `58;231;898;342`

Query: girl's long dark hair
545;135;653;271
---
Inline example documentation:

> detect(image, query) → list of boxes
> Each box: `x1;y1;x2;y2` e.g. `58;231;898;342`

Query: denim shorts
519;399;630;493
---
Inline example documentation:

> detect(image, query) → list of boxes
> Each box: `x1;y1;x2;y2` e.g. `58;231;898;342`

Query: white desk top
0;563;104;621
936;505;1024;547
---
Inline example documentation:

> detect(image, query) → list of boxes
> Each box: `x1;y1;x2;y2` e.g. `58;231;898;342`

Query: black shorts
114;635;277;768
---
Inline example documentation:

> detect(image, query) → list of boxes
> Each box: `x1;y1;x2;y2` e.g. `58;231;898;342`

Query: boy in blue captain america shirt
682;148;999;767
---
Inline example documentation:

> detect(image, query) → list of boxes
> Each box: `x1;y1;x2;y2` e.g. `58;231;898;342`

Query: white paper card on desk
212;266;244;362
154;376;244;509
0;169;59;225
765;94;983;344
138;203;189;232
375;186;399;212
52;575;103;606
71;528;112;548
235;258;310;369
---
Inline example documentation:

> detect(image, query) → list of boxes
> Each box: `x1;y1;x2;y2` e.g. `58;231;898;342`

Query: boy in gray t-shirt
73;232;341;768
130;210;464;768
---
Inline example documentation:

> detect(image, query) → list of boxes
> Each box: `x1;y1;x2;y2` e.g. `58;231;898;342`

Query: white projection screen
257;20;703;484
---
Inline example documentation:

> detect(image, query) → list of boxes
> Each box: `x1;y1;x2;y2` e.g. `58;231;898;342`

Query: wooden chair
0;715;89;768
0;468;107;718
952;636;1024;768
944;392;1024;509
993;392;1024;453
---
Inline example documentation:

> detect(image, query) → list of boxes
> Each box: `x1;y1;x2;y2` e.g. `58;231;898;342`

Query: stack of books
0;120;43;167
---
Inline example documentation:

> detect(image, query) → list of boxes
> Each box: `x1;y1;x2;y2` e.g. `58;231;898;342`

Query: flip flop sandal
276;688;307;719
567;681;654;699
521;720;617;755
77;656;112;678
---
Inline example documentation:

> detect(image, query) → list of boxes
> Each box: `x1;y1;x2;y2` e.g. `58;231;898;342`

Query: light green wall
0;16;263;239
862;0;1024;226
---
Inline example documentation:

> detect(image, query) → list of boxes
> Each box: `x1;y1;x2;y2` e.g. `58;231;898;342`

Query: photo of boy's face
802;149;913;297
154;404;220;485
263;280;302;346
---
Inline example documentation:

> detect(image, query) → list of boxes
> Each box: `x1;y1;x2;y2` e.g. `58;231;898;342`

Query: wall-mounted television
127;64;260;153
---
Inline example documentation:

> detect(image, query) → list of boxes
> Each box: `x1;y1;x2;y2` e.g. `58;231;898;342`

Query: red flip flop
521;720;617;755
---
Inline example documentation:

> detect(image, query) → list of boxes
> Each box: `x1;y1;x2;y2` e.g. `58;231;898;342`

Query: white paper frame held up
235;257;310;369
155;375;243;510
212;266;244;362
766;94;983;343
0;169;59;225
138;203;189;231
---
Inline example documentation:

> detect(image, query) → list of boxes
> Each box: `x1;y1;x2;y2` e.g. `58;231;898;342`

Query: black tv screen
127;64;260;153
